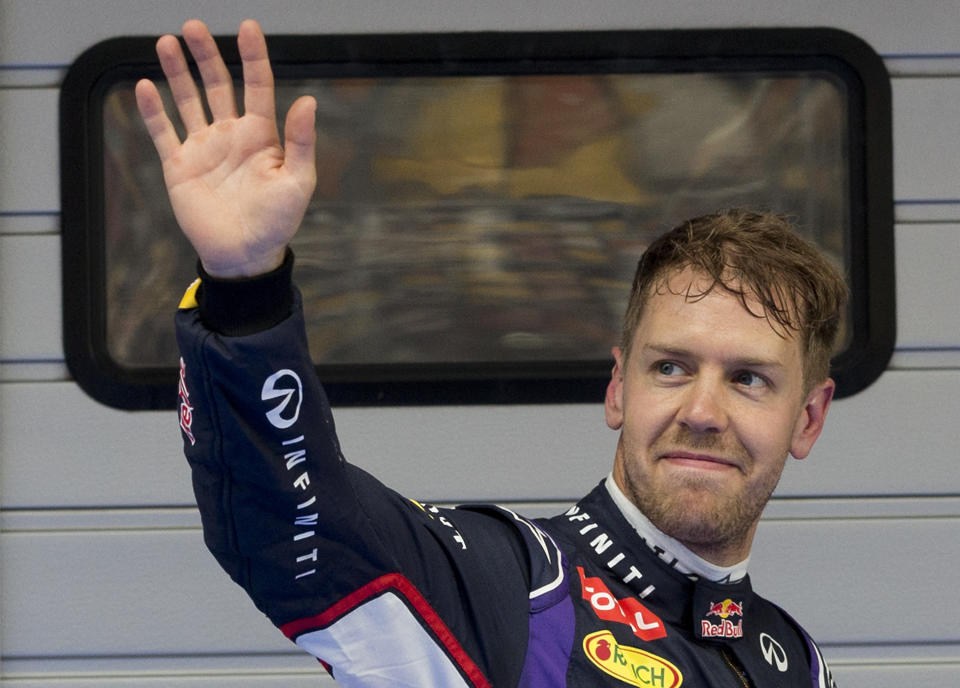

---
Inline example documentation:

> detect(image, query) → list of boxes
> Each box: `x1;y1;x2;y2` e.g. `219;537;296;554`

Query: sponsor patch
699;598;743;639
706;599;744;620
178;357;196;446
692;580;750;642
262;369;303;429
583;630;683;687
410;500;467;550
759;632;789;672
700;617;743;639
578;567;666;641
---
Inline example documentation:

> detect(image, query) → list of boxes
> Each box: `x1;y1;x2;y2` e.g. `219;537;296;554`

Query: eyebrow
641;343;786;371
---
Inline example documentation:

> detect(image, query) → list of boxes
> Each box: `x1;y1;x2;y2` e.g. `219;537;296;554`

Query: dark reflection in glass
103;72;848;369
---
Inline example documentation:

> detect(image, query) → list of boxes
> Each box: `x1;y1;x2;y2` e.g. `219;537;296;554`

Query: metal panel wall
1;0;957;685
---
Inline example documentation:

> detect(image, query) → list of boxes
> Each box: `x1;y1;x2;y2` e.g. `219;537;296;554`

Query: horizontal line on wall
895;198;960;204
0;361;71;382
882;52;960;58
0;651;320;683
894;203;960;224
888;349;960;370
3;496;958;534
3;643;957;681
879;53;960;77
2;349;958;386
0;67;66;88
825;640;960;660
0;213;60;236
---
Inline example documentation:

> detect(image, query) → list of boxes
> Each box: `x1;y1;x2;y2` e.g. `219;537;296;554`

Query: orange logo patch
578;567;667;641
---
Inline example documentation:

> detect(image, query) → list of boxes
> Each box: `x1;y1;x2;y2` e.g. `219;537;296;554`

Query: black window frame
60;27;894;410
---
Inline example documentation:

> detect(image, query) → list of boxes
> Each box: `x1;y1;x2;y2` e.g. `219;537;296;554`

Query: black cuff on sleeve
196;248;295;336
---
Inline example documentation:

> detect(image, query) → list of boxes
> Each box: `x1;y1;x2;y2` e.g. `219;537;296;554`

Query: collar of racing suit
554;480;755;641
604;473;751;584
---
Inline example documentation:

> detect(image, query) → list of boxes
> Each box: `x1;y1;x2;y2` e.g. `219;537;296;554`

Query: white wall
1;1;958;685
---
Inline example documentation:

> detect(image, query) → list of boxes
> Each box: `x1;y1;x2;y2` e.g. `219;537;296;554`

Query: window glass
102;72;849;371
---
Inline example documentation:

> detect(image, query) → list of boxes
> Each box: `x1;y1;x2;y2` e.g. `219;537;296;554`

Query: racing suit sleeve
175;251;532;687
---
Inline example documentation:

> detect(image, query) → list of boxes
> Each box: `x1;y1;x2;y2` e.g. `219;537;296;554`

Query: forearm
178;271;387;623
175;270;531;684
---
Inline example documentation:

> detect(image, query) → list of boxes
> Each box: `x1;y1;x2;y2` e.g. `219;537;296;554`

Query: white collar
605;473;750;584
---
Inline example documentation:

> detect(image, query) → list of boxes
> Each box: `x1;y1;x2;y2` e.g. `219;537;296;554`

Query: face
606;268;834;565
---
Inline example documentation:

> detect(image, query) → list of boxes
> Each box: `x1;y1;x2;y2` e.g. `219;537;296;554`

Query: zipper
719;647;753;688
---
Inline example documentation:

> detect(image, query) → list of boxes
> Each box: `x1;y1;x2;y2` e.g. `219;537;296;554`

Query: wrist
197;248;295;336
199;247;288;279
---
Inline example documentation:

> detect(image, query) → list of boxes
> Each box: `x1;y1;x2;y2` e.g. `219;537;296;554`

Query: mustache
657;427;749;461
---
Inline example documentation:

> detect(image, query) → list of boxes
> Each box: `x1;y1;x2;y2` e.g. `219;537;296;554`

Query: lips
660;450;741;472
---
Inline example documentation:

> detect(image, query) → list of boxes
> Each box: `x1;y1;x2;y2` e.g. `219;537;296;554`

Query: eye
733;370;767;388
656;361;685;376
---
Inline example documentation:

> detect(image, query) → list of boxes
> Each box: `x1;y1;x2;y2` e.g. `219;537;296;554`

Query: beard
617;428;786;553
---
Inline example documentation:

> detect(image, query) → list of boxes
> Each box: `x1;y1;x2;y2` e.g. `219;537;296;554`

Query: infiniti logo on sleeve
262;369;303;429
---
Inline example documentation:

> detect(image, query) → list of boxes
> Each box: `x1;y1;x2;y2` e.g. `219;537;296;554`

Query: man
137;19;844;687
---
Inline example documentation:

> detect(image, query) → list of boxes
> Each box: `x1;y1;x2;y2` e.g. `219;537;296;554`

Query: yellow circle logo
582;630;683;687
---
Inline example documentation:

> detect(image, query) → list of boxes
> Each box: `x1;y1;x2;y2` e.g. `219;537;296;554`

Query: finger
135;78;182;161
283;95;318;192
237;19;277;123
155;32;208;134
181;19;238;121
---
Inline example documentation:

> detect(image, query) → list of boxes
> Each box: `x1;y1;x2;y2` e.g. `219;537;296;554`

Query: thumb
283;95;318;193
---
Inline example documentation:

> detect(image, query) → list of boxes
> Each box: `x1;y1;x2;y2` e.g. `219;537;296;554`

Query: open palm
135;19;316;277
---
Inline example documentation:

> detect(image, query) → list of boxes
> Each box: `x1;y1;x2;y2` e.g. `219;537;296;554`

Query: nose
677;376;729;435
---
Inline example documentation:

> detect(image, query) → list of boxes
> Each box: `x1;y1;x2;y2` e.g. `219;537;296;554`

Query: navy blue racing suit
175;252;836;687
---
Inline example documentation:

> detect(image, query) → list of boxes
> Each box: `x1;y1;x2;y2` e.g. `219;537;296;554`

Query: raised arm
135;19;317;277
151;21;536;685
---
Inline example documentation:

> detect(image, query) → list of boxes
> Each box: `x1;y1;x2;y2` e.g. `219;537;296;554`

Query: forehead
635;269;803;366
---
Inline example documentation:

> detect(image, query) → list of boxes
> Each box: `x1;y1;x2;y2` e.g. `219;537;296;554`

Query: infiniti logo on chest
759;632;789;672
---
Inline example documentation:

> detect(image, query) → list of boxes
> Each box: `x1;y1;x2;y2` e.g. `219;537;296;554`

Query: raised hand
135;19;317;277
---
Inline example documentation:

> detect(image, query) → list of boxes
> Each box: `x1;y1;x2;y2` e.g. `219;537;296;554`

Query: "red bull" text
701;618;744;639
701;598;744;638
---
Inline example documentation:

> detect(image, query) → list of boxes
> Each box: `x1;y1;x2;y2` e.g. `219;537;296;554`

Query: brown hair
619;208;848;392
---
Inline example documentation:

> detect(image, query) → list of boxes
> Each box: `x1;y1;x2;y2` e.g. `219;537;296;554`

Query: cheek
736;407;798;459
622;389;676;445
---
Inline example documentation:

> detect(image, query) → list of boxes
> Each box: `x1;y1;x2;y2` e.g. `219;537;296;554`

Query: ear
789;378;835;459
605;347;626;430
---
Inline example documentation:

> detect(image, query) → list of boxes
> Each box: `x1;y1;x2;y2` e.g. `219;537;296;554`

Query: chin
638;487;755;547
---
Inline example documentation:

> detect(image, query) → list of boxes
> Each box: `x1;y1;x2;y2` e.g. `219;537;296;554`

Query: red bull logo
701;598;744;639
705;599;743;620
178;358;196;446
